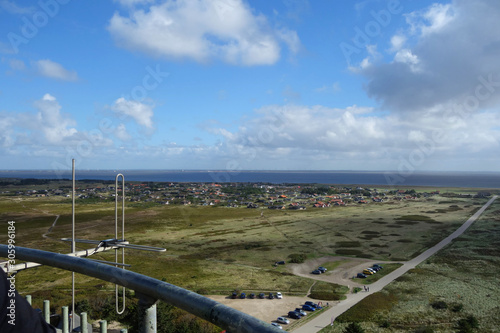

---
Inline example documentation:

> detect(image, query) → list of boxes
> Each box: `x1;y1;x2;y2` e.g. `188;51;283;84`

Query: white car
277;317;290;325
276;292;283;299
271;322;283;329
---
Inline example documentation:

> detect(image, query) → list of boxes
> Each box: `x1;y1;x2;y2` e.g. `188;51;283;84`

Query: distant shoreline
1;170;500;188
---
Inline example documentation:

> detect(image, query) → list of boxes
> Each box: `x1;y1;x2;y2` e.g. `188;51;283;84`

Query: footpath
292;195;498;333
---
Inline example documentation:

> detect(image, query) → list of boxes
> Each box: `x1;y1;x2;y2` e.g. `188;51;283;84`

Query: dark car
311;269;321;275
357;273;367;278
305;301;318;308
258;293;265;299
249;293;255;299
268;293;274;299
373;264;383;269
302;304;316;311
288;311;301;319
240;293;246;299
371;266;381;272
295;308;307;316
318;266;327;273
231;292;237;299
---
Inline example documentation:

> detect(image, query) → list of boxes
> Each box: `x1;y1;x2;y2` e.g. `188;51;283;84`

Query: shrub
456;315;479;333
288;253;307;263
451;303;464;312
414;326;434;333
430;300;448;310
343;322;365;333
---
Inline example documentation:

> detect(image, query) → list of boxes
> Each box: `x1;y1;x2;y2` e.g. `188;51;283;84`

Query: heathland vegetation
0;179;497;332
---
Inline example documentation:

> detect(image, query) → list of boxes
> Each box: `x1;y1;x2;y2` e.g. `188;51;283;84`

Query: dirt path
42;215;60;239
292;195;498;333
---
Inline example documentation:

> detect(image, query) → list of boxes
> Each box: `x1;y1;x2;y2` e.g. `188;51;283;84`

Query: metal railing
0;245;282;333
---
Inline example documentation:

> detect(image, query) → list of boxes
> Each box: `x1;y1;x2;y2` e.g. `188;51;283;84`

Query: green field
0;182;497;332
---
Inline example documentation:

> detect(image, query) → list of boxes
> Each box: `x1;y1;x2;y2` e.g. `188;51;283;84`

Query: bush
288;253;307;263
414;326;434;333
456;315;479;333
451;303;464;312
430;300;448;310
343;322;365;333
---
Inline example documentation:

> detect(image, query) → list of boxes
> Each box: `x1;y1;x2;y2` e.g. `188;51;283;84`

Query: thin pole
115;174;126;314
71;159;76;332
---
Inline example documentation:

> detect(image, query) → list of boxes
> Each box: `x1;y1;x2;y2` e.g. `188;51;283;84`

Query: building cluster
1;182;450;209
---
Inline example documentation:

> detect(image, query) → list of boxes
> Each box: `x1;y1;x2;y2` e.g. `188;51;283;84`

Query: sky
1;0;500;172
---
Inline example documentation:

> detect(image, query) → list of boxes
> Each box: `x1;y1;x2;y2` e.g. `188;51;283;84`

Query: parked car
269;293;274;299
305;301;318;308
311;269;321;275
366;268;377;274
258;293;265;299
231;292;237;299
302;304;316;311
288;311;301;319
357;273;367;278
277;317;290;324
295;308;307;316
371;266;381;272
249;293;255;299
373;264;383;269
276;292;283;299
318;266;327;273
362;269;374;275
271;322;282;329
240;293;246;299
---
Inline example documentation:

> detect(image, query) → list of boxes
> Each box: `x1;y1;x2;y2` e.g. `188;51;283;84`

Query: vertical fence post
62;306;69;333
100;320;107;333
43;300;50;323
81;312;88;333
25;295;32;305
137;293;158;333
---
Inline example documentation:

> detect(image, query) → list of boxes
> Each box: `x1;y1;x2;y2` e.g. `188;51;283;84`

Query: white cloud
34;94;78;144
115;123;132;141
360;0;500;113
111;97;154;129
406;3;456;36
389;34;406;52
108;0;299;65
35;59;79;81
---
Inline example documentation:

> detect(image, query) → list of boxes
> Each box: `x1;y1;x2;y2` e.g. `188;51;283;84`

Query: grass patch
336;291;398;322
309;281;349;301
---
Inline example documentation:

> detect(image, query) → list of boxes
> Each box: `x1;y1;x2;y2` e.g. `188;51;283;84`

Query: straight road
292;195;498;333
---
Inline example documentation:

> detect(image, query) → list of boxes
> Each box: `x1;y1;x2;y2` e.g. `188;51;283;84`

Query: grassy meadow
320;198;500;333
0;181;497;331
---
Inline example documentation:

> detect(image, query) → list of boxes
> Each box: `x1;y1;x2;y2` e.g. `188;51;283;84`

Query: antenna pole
71;159;76;332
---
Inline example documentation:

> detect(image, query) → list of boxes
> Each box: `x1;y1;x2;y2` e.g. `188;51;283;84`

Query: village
1;179;452;209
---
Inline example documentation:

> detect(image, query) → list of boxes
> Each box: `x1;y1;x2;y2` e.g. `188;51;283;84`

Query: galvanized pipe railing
0;245;282;333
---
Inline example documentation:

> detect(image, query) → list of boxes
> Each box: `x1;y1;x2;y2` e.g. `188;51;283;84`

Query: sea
0;170;499;188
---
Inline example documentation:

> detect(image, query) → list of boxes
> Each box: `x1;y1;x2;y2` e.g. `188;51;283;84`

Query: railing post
62;306;69;333
43;300;50;323
81;312;88;333
137;292;158;333
100;320;107;333
26;295;32;305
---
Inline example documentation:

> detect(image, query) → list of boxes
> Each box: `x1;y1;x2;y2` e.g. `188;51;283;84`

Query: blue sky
1;0;500;172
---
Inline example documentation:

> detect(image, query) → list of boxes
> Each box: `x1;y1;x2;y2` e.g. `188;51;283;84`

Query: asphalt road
292;195;498;333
